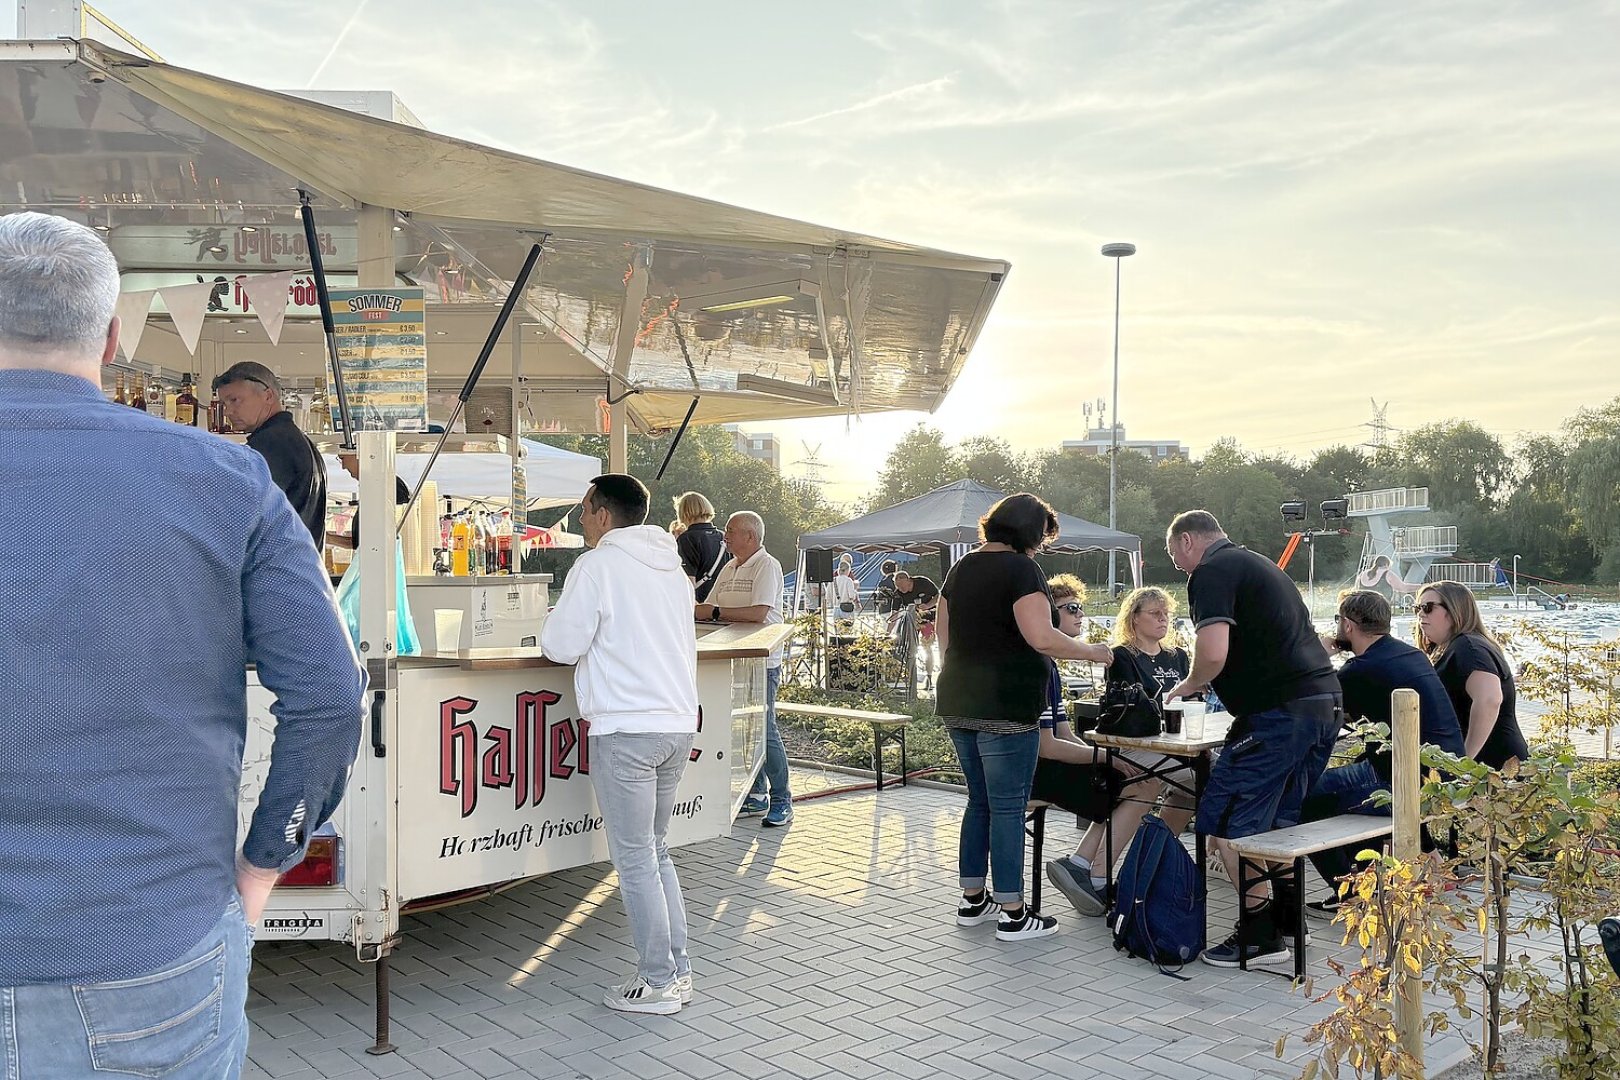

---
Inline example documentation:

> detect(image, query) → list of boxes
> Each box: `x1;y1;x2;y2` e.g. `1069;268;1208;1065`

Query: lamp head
1101;242;1137;258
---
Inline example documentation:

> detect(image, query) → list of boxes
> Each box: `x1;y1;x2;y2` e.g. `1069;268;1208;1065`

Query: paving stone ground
244;769;1530;1079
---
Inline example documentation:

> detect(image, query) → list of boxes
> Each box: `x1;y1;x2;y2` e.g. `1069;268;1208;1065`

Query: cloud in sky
9;0;1615;504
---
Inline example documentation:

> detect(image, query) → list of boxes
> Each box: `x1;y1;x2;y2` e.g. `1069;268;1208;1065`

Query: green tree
868;424;959;508
954;435;1038;494
1391;420;1511;512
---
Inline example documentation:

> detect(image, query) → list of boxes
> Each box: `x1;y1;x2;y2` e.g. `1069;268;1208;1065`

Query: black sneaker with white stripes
956;891;999;926
995;906;1059;941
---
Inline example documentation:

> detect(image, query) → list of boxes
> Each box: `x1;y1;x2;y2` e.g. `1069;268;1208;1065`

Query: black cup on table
1162;701;1182;736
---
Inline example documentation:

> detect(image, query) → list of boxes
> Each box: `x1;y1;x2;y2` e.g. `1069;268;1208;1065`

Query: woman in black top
1415;581;1529;769
936;493;1113;941
673;491;728;603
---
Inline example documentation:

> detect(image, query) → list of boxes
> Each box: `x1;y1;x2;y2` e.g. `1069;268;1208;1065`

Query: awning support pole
397;242;543;532
654;396;701;481
299;192;356;452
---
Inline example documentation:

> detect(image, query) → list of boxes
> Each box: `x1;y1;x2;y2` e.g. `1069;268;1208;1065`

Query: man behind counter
215;361;326;546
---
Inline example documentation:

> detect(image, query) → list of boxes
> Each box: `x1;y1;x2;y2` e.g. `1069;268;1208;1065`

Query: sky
9;1;1618;504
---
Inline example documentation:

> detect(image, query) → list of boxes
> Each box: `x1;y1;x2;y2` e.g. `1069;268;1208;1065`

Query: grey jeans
589;731;697;987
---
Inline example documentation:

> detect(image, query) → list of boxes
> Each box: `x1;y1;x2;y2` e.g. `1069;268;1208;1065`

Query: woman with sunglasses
1045;587;1199;914
1415;581;1529;769
937;494;1113;940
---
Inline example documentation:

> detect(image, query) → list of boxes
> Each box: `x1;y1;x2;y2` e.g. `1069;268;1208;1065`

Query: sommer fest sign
327;287;428;433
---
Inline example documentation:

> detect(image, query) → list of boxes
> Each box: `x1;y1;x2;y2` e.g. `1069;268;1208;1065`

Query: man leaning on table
0;212;366;1079
1162;509;1341;969
697;510;793;826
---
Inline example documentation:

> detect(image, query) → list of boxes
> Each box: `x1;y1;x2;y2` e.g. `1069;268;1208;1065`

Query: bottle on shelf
450;513;472;577
129;376;147;413
146;377;167;420
112;371;127;405
174;373;200;426
495;511;514;575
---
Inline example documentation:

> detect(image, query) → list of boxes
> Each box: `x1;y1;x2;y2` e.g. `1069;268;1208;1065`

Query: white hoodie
539;524;699;735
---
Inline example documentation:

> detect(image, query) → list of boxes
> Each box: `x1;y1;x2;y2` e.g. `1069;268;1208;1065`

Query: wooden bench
775;703;913;790
1227;814;1395;982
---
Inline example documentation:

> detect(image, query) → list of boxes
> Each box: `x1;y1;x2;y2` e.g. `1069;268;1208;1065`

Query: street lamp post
1513;554;1521;608
1101;242;1136;597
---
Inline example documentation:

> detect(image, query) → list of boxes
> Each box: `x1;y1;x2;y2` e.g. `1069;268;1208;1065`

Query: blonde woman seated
1042;585;1198;917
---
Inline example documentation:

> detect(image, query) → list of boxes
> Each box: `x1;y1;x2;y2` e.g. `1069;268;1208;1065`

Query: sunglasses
1056;602;1084;616
1417;600;1448;615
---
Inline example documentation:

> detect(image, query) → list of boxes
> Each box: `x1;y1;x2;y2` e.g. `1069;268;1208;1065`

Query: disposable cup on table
1181;701;1207;740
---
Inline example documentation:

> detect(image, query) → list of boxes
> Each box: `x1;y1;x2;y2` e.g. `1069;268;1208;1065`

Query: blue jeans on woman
949;727;1041;905
1;895;252;1079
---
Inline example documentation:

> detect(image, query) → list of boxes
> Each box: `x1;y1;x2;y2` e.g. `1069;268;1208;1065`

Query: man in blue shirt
0;213;366;1079
1302;589;1464;915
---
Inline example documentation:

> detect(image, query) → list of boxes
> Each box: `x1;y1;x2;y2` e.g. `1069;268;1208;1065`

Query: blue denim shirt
0;370;366;984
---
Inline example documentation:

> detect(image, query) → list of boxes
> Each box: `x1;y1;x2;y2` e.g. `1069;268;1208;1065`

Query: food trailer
2;11;1008;1051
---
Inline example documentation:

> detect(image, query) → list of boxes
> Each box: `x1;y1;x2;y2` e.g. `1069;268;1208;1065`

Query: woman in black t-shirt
936;494;1113;941
1416;581;1529;769
673;491;729;603
1043;587;1199;917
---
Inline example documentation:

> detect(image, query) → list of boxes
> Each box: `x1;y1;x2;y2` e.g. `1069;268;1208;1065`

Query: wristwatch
710;605;722;622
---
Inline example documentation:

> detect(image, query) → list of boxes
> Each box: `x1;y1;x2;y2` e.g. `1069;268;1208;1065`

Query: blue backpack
1108;814;1205;972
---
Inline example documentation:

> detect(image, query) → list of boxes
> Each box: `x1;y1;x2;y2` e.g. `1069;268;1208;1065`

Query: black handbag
1095;681;1164;739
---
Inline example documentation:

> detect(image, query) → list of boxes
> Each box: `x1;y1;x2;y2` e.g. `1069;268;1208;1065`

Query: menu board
328;287;428;432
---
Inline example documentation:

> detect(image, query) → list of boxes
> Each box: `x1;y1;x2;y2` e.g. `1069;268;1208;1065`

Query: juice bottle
450;514;471;577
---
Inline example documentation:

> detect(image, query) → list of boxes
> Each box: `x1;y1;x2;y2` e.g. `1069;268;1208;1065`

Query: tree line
530;395;1620;589
865;395;1620;588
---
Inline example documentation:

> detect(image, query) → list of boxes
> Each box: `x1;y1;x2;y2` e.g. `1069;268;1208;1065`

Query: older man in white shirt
696;511;791;826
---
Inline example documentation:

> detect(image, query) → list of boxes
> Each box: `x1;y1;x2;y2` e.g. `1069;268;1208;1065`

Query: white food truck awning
0;39;1010;432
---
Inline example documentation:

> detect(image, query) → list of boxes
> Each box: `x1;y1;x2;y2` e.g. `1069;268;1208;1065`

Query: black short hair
587;473;650;528
980;492;1060;552
211;360;281;395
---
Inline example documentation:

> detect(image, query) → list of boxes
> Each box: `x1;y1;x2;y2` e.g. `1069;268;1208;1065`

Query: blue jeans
1;896;252;1079
949;727;1041;905
749;665;791;810
589;732;697;987
1303;758;1389;884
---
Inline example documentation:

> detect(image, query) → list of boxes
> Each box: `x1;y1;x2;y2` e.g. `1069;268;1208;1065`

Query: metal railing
1395;526;1459;556
1425;561;1500;587
1347;487;1430;516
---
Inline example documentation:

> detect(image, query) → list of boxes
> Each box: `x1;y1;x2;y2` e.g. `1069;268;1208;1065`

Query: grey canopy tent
792;479;1143;610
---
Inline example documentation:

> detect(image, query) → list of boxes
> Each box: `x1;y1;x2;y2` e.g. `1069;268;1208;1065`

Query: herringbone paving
244;772;1488;1079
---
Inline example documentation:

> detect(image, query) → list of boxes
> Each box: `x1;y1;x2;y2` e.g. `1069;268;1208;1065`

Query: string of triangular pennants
114;269;304;361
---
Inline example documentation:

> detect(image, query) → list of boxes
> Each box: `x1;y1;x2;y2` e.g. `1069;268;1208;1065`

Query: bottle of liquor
174;373;200;426
208;391;231;434
146;377;167;420
112;371;127;405
495;511;514;575
129;376;147;413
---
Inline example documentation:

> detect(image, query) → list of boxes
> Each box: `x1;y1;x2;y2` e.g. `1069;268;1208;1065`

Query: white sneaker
603;975;682;1014
673;973;693;1004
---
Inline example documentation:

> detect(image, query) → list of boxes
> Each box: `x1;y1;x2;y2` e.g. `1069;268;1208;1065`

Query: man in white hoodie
540;474;700;1015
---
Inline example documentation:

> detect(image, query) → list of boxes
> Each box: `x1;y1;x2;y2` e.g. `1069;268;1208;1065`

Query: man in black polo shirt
215;361;326;546
1163;510;1341;969
1302;589;1463;912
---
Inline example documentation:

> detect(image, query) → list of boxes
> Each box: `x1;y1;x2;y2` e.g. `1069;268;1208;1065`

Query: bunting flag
157;281;213;356
113;290;155;360
239;270;297;345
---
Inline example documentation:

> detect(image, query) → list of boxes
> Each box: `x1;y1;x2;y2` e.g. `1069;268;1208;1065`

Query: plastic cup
1182;701;1207;739
1162;702;1182;736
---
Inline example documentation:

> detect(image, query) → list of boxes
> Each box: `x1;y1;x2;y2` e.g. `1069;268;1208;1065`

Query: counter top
397;621;794;671
406;574;552;586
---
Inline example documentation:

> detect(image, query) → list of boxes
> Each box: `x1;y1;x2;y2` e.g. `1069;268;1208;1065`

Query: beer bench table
1085;715;1231;951
1228;814;1396;982
774;703;912;790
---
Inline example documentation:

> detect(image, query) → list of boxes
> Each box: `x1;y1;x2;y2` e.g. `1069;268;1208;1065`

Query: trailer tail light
278;833;342;887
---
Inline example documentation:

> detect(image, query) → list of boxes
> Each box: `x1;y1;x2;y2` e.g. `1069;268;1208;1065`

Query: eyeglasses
1417;600;1448;615
1056;602;1084;616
